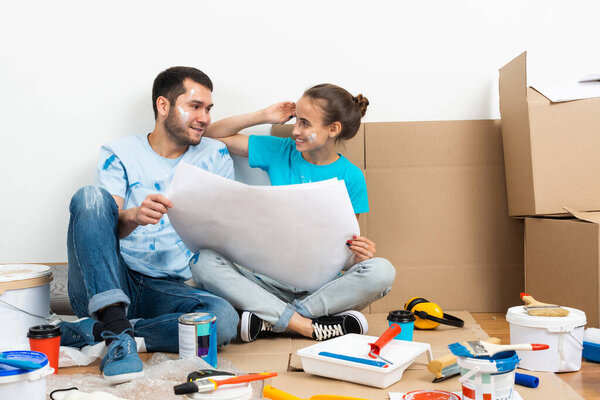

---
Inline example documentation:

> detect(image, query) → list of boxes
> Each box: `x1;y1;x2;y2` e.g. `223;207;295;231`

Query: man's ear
156;96;170;119
329;121;342;138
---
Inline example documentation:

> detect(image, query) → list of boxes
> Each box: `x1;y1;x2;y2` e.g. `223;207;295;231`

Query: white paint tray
297;334;432;388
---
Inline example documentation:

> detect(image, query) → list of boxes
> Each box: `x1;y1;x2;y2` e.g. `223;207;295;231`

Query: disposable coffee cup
27;324;61;373
387;310;415;341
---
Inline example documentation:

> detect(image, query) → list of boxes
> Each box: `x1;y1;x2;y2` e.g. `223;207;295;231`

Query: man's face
164;79;213;147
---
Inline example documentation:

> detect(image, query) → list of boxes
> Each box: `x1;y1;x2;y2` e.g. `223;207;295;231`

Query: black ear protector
404;297;464;330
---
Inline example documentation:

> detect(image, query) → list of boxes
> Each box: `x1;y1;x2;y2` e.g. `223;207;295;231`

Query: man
61;67;239;383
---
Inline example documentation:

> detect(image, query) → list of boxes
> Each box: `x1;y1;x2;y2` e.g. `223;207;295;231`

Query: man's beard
164;110;202;147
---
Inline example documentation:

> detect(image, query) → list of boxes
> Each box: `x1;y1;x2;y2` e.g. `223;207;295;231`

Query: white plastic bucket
506;306;586;372
456;351;520;400
0;264;52;351
0;351;54;400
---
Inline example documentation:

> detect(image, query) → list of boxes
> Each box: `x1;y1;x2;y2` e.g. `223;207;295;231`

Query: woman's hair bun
354;94;369;117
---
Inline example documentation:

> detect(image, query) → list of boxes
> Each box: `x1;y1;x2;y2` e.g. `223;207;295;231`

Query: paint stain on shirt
154;182;161;191
103;155;117;170
218;147;229;157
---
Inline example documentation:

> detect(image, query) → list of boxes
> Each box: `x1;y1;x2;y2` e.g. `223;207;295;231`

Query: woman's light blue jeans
190;249;396;332
66;186;239;352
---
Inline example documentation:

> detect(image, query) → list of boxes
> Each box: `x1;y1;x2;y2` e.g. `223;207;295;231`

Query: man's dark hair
152;66;213;119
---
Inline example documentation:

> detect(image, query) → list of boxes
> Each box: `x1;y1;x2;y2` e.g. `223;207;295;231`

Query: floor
59;313;600;399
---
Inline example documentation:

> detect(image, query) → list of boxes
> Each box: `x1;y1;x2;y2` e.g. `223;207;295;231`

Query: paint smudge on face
154;182;161;191
83;186;103;216
178;106;189;124
103;154;117;170
218;147;229;157
188;88;196;101
308;133;317;143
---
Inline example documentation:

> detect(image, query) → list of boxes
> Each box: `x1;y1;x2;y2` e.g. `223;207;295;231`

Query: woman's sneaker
240;311;273;342
311;310;368;341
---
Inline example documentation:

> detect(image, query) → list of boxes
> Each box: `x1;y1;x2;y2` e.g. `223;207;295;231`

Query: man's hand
262;102;296;125
347;235;376;263
134;194;173;226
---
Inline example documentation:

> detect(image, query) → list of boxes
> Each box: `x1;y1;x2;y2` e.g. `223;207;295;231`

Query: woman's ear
156;96;171;119
329;121;342;138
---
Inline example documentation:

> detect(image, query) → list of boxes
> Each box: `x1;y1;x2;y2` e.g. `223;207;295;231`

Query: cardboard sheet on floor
166;163;358;292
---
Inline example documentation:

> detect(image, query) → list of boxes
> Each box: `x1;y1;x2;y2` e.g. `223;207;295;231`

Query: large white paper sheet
530;81;600;102
166;162;359;292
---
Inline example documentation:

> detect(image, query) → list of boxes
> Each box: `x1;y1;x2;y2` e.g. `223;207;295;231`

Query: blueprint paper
166;162;359;292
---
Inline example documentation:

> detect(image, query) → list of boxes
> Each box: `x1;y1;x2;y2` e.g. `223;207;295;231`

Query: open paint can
0;351;53;400
0;265;52;351
179;312;218;368
456;351;520;400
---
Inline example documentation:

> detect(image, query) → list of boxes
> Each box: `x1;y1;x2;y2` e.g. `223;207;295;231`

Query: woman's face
291;96;334;152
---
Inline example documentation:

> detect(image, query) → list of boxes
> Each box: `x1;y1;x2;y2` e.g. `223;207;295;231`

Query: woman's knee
364;258;396;293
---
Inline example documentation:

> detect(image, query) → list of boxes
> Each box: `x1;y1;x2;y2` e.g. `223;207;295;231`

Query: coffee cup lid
387;310;416;322
27;324;61;339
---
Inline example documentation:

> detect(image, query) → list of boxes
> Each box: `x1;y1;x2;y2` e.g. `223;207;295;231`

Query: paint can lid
0;264;52;282
506;306;586;331
387;310;416;323
178;312;217;325
0;351;48;378
402;390;460;400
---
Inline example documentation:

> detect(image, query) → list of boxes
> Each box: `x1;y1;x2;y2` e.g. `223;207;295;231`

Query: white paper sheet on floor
165;162;358;292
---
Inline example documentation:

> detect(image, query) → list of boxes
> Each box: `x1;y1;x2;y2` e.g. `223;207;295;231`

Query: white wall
1;0;599;263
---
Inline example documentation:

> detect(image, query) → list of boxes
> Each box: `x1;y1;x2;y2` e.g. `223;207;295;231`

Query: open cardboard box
499;51;600;217
525;208;600;328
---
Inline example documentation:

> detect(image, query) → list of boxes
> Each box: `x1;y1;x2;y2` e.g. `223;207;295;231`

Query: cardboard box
499;52;600;216
525;214;600;327
365;120;524;312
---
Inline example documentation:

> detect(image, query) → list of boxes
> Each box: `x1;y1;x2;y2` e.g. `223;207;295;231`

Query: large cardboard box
365;120;524;312
499;52;600;217
525;215;600;327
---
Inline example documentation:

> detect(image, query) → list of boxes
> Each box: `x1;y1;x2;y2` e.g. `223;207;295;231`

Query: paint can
456;351;520;400
179;312;218;368
506;305;586;372
0;265;52;351
0;351;54;400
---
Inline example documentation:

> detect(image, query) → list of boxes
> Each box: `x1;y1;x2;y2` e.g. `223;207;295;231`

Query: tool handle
510;343;549;352
263;385;303;400
216;372;278;387
367;323;401;356
515;372;540;388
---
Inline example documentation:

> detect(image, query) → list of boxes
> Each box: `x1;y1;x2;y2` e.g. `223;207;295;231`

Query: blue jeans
66;186;239;352
191;249;396;332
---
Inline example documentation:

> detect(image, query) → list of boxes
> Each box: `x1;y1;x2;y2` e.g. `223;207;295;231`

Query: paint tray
297;334;432;388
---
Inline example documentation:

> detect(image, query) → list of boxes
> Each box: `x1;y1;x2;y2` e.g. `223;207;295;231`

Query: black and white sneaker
240;311;273;342
311;310;369;341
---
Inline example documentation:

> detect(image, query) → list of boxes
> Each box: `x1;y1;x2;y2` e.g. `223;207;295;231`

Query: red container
27;325;61;374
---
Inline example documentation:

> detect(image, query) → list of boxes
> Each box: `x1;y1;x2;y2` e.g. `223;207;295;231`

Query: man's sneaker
58;317;100;348
100;329;143;383
311;310;369;341
240;311;273;342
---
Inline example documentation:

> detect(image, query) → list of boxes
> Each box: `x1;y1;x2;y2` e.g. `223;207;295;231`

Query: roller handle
367;323;401;357
263;385;303;400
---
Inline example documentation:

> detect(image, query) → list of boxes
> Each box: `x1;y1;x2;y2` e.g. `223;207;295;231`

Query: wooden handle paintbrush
521;292;569;317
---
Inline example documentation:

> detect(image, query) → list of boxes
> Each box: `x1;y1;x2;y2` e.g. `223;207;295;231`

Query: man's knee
69;186;116;217
190;250;229;281
212;299;239;345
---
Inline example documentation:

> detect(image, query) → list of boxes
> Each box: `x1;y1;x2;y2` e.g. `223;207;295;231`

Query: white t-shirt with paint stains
95;133;234;280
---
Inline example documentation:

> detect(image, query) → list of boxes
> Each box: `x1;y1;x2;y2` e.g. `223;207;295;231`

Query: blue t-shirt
248;135;369;214
96;133;234;280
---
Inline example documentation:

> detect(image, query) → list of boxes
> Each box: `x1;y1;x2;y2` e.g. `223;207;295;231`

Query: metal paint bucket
178;312;218;368
0;265;52;351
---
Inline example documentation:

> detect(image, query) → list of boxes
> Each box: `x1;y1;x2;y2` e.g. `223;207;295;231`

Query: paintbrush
521;292;569;317
448;340;549;358
174;372;277;395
